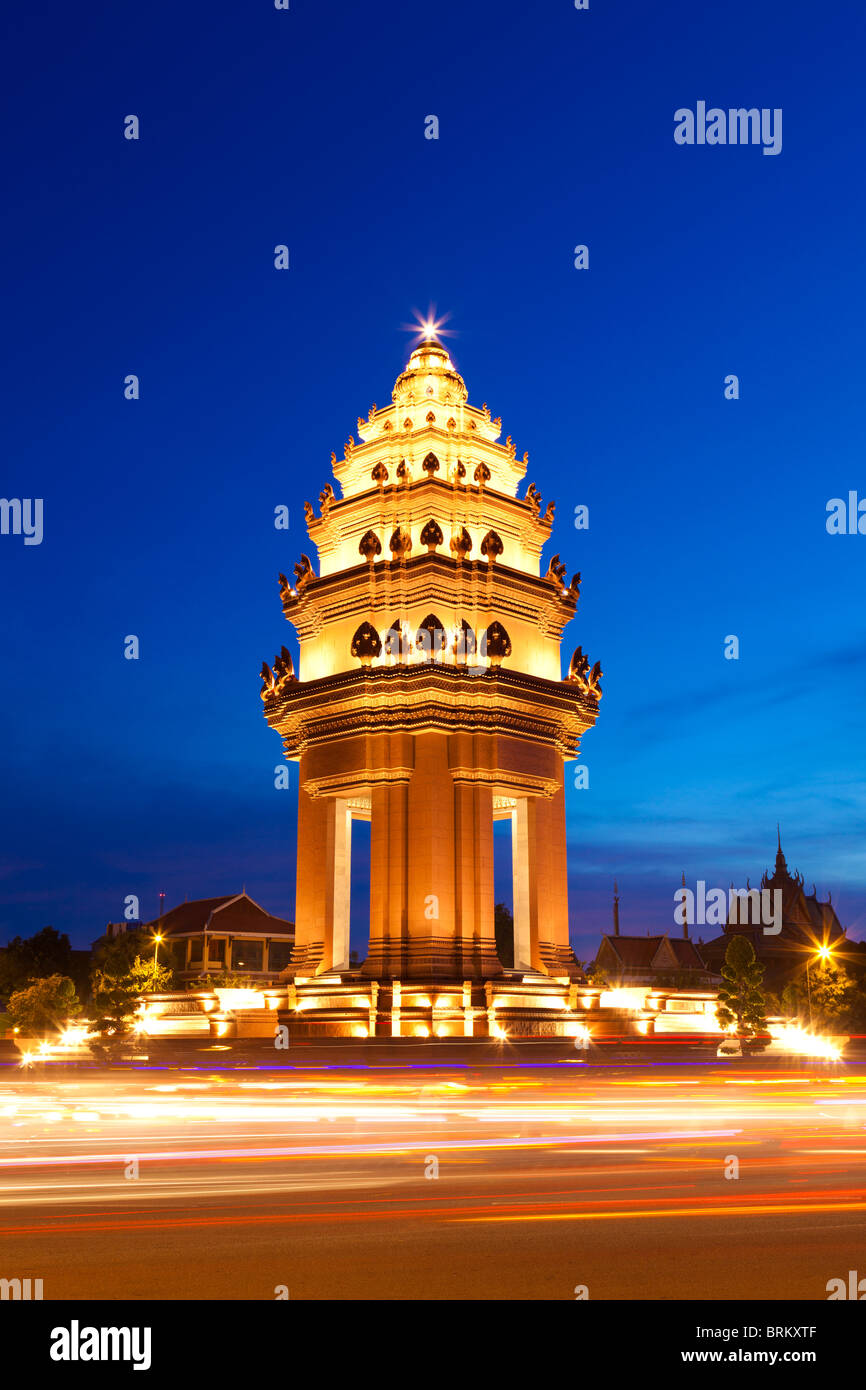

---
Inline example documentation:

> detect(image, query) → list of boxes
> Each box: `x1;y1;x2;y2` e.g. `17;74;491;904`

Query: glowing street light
805;941;835;1027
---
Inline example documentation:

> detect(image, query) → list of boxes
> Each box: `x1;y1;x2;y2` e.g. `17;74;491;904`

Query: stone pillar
511;798;538;971
462;979;475;1036
294;785;352;976
390;979;402;1036
326;799;352;973
512;776;575;977
293;782;329;975
534;767;578;975
367;981;379;1039
366;780;409;977
405;733;457;977
453;780;498;976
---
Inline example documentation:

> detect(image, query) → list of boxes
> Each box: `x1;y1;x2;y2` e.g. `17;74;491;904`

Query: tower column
534;768;578;975
406;733;457;977
511;798;539;971
454;779;499;977
293;781;328;975
511;782;576;977
326;799;352;973
366;780;409;977
294;781;352;976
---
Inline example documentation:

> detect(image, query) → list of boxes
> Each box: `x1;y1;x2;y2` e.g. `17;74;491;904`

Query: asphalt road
1;1042;864;1300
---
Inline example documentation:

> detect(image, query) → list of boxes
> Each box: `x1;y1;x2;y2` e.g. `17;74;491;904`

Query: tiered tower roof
261;336;601;766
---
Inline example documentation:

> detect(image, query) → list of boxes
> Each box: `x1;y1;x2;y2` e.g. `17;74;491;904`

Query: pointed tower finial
613;880;620;937
682;871;689;939
774;827;788;878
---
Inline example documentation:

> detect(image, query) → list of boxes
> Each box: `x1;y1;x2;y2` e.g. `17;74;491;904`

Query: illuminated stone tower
261;335;602;1037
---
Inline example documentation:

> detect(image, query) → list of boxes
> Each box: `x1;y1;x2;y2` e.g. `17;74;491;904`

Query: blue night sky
2;0;865;957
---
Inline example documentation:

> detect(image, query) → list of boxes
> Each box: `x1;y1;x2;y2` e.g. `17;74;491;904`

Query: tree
654;970;699;990
574;958;609;988
0;927;74;1001
842;979;866;1033
89;931;171;1003
88;968;140;1044
127;955;174;995
90;927;156;979
716;936;767;1038
87;953;174;1055
6;975;81;1035
780;980;805;1021
187;969;248;991
810;965;866;1032
494;902;514;968
587;965;610;988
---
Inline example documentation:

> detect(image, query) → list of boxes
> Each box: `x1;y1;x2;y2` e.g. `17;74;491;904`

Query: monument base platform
278;972;658;1041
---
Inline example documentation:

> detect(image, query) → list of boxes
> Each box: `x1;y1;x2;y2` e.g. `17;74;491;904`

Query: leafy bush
6;975;81;1035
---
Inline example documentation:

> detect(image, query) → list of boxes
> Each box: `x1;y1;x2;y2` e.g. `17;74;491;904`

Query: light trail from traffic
0;1054;864;1299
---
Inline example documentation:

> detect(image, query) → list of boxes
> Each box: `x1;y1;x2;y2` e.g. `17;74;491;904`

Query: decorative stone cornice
281;551;576;640
265;664;598;760
306;476;552;563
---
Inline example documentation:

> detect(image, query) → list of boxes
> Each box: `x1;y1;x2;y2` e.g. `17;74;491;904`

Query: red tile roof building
112;892;295;984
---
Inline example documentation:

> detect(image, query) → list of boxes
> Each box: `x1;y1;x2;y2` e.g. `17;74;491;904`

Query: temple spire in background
682;871;689;939
775;824;789;878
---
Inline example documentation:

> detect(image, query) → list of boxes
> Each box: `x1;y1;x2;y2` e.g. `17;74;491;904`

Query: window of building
268;940;292;972
206;938;225;967
166;940;186;972
231;939;263;971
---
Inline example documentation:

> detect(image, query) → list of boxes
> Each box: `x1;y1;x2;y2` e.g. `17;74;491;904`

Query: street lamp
805;943;834;1027
152;933;164;980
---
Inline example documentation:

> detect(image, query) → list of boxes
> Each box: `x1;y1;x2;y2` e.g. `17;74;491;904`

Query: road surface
0;1042;863;1300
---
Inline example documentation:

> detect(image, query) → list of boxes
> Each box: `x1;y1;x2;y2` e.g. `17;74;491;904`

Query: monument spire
613;880;620;937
